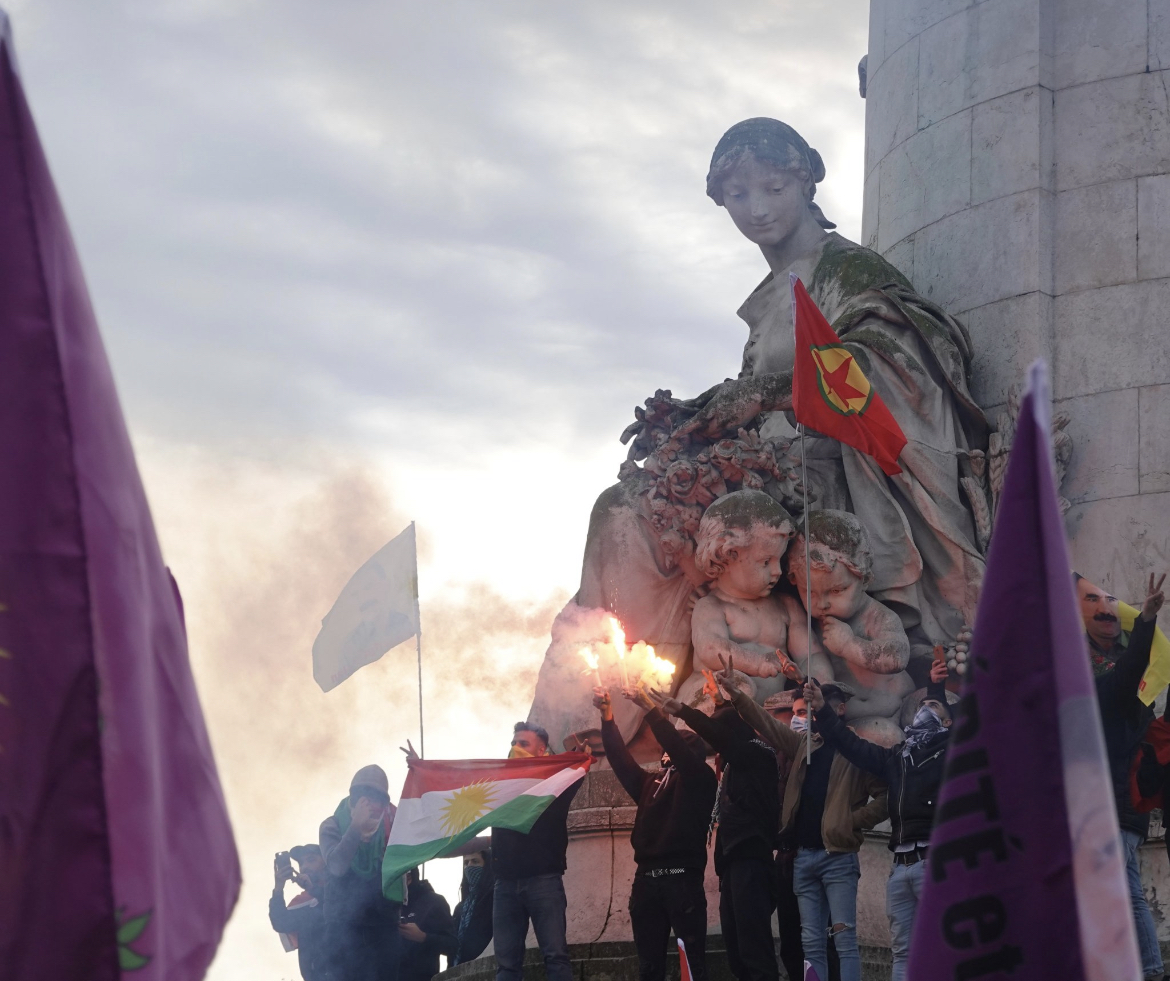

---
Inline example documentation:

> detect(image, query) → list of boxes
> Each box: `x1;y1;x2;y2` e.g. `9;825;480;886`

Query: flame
608;617;627;658
641;645;676;687
579;646;599;672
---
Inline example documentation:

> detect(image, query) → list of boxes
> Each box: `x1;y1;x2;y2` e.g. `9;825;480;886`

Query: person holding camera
270;844;331;981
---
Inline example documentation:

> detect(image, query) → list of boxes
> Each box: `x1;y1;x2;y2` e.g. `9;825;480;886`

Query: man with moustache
1077;572;1168;981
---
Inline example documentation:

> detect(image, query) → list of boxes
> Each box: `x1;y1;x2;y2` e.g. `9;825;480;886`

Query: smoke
136;442;570;978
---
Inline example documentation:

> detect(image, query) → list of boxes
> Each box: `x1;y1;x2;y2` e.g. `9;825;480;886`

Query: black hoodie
677;703;780;876
601;708;717;872
399;877;457;981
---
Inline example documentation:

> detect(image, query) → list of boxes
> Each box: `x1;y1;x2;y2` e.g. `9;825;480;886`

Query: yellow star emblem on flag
811;344;874;416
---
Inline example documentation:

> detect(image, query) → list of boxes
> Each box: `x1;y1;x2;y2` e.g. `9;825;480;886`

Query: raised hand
400;739;420;762
592;686;613;721
1141;573;1167;622
802;677;825;711
350;796;382;838
621;686;655;711
646;687;685;716
929;658;949;685
715;653;740;693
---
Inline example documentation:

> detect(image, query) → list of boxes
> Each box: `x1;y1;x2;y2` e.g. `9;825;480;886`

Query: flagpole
800;426;812;765
412;521;424;760
412;521;425;881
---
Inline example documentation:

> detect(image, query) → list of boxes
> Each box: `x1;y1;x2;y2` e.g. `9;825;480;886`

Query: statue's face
1076;577;1121;647
717;525;789;599
790;557;867;621
719;152;809;248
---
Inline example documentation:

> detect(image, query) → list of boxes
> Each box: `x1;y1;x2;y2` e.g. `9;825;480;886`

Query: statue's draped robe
529;233;988;749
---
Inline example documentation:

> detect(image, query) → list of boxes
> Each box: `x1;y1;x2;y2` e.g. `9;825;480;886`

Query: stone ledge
437;938;894;981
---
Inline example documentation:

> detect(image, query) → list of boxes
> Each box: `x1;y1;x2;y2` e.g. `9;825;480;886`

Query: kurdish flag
382;753;592;900
789;273;907;476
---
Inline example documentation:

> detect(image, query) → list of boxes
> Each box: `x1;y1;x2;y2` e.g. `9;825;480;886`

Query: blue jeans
793;849;860;981
886;859;926;981
493;874;572;981
1122;830;1164;979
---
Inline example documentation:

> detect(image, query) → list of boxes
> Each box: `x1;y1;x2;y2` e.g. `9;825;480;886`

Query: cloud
11;0;868;462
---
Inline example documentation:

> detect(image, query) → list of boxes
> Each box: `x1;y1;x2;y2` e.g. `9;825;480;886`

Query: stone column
863;0;1170;601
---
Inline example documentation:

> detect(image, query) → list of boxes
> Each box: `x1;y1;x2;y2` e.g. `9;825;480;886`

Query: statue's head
706;117;836;242
788;509;874;620
694;489;794;598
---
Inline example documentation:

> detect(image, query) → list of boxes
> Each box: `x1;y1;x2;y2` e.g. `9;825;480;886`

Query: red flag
0;14;238;980
789;274;907;476
677;938;692;981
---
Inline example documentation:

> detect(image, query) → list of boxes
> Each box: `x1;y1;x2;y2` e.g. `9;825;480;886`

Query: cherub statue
688;489;804;704
786;510;913;746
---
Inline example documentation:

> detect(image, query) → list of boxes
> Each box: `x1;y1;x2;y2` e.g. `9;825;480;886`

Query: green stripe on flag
382;793;556;900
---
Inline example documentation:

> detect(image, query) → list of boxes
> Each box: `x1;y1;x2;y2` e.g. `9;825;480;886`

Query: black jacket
399;878;457;981
269;889;331;981
601;708;717;872
677;703;779;876
492;778;581;880
451;861;495;965
1095;613;1157;838
814;677;949;851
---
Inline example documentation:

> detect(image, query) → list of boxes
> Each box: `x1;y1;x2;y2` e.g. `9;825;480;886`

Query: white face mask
789;715;809;733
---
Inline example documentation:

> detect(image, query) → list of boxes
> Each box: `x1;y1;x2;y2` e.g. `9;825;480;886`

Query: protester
398;867;457;981
594;685;717;981
492;722;581;981
452;850;495;965
804;660;952;981
712;655;887;981
647;680;781;981
319;764;400;981
762;691;809;981
1079;572;1168;981
269;845;331;981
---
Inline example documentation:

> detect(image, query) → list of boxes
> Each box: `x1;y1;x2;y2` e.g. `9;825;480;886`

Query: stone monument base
435;938;895;981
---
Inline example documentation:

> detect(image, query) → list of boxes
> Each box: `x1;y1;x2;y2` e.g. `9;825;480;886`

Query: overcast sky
6;1;869;976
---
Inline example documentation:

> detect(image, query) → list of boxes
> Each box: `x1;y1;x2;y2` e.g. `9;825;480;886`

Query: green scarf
334;797;386;879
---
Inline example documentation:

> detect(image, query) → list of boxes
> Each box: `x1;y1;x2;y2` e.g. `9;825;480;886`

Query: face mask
508;745;535;759
911;705;941;728
902;704;949;755
789;715;809;733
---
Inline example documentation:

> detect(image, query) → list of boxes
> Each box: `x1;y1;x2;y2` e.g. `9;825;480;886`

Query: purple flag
906;362;1139;980
0;14;239;980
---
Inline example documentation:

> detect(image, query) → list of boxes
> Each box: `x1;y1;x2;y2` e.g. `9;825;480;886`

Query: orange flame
579;646;602;685
609;617;629;686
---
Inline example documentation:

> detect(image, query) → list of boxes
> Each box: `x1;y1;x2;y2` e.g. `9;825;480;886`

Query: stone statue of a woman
529;118;988;751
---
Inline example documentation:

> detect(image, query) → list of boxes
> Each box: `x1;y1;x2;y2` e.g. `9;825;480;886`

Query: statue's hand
671;377;763;440
820;616;856;657
777;650;804;682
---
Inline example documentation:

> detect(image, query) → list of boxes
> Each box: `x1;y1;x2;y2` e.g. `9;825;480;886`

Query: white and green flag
382;753;593;900
313;523;419;692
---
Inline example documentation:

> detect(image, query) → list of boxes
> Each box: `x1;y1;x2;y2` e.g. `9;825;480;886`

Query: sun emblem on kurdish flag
439;780;497;837
810;345;873;416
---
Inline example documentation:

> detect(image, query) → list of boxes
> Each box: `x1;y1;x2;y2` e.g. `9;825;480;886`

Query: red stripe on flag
401;752;592;797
